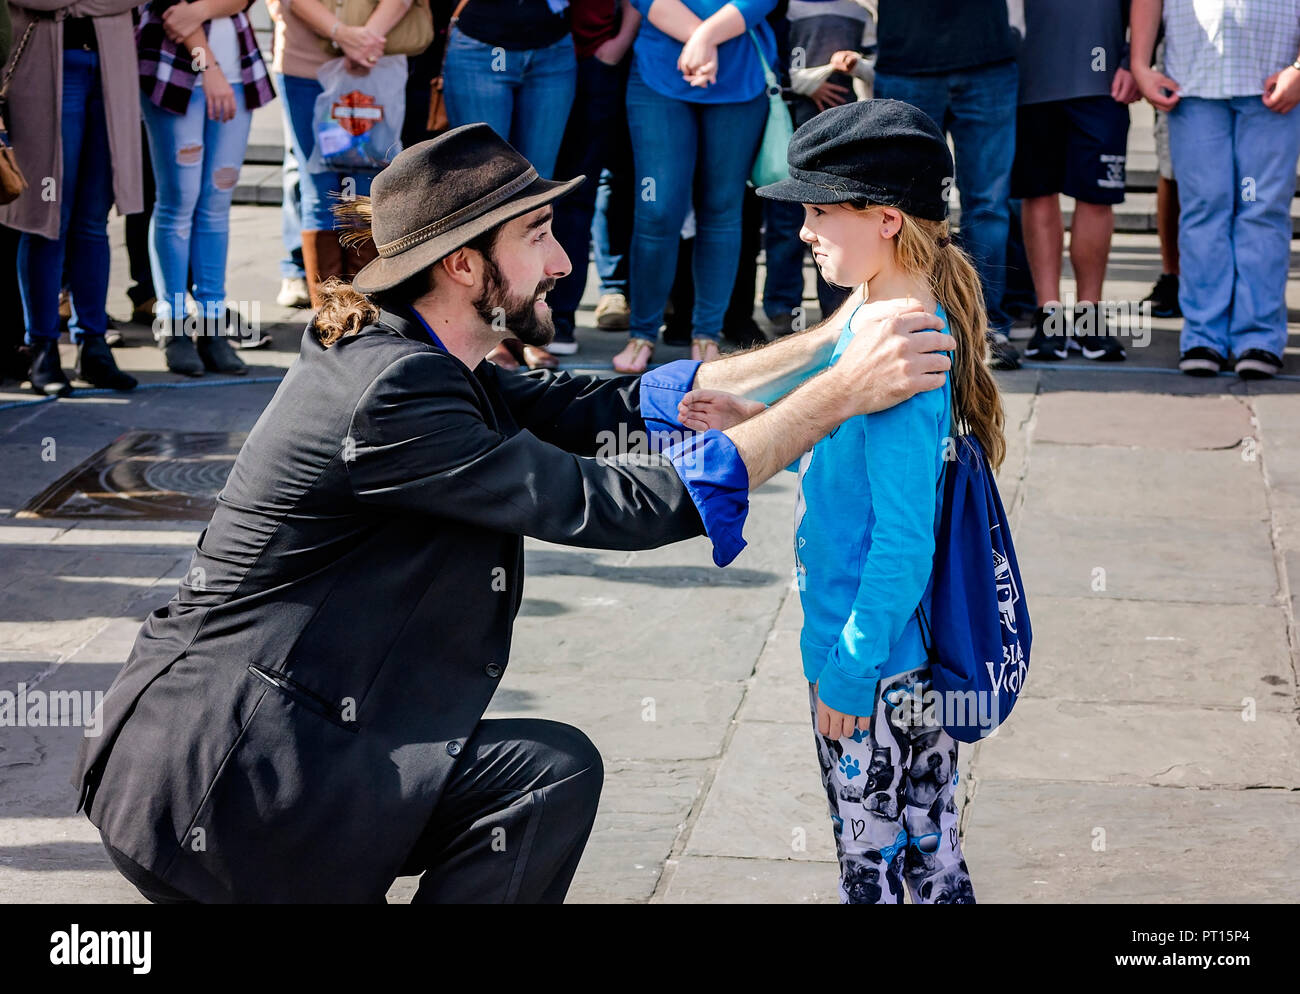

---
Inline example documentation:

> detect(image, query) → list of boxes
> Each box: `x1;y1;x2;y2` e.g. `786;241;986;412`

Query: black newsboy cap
756;99;954;222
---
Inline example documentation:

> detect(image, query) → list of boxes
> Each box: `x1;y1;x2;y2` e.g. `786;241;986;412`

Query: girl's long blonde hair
847;202;1006;471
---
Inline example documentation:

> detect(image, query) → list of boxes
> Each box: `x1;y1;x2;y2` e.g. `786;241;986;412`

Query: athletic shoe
276;278;311;309
1143;273;1181;319
1072;306;1126;362
767;311;797;337
594;292;630;330
987;329;1022;370
1178;346;1228;376
1234;349;1282;380
549;313;579;355
723;320;768;349
1023;306;1068;361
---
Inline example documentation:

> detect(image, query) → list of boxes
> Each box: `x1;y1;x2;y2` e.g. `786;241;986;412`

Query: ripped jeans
141;83;252;334
809;666;975;904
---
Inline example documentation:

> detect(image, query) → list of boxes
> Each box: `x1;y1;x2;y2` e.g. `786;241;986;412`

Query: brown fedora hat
352;123;585;295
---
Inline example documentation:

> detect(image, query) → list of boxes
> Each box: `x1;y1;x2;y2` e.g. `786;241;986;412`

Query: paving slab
1023;444;1268;521
972;698;1300;789
736;628;809;725
961;781;1300;903
1016;512;1277;605
1033;393;1255;449
659;855;839;903
486;673;745;761
1023;597;1294;709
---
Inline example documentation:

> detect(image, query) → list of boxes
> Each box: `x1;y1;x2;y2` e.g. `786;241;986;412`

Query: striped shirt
136;0;276;115
1164;0;1300;98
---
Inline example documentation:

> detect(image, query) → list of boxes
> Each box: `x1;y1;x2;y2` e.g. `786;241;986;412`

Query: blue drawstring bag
916;434;1031;742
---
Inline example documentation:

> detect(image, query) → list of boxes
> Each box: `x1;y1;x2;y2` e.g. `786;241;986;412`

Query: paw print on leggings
838;754;861;779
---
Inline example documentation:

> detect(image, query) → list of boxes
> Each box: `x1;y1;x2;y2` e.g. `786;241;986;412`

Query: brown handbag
319;0;436;57
425;0;471;134
0;20;38;206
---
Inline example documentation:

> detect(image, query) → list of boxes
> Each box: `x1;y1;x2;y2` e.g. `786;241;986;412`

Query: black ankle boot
76;335;137;391
28;338;72;397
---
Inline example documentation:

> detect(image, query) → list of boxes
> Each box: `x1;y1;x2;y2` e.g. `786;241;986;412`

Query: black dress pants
101;717;603;904
398;717;604;903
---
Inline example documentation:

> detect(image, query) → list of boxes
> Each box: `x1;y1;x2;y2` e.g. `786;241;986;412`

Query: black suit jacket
72;309;707;902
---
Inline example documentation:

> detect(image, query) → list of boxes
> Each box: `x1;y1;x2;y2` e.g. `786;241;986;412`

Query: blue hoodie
794;300;953;717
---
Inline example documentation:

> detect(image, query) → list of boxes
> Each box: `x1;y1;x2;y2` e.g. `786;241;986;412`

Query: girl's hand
677;389;767;432
810;79;851;112
828;49;859;74
338;24;386;67
593;36;628;67
678;26;718;85
684;63;717;87
163;0;208;45
815;683;869;740
344;56;372;75
204;68;237;122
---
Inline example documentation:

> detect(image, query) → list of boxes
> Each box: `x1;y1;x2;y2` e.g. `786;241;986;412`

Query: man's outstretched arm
722;311;954;487
690;289;863;404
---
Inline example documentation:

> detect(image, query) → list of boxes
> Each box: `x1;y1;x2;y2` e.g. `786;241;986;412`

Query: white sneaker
276;278;311;309
548;338;579;355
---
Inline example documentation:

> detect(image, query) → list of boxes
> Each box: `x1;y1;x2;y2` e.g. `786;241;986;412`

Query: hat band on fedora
377;165;541;257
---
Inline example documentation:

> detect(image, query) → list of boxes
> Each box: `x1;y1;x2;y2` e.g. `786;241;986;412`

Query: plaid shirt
136;0;276;115
1164;0;1300;98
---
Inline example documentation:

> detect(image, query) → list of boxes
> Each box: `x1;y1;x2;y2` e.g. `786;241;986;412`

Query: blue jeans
875;60;1018;333
441;26;577;179
593;163;633;295
17;50;115;344
1168;96;1300;358
141;82;253;327
625;62;768;342
278;73;375;231
281;108;305;280
550;54;631;324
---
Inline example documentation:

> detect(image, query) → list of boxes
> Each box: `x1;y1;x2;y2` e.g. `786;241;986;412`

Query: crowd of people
2;0;1299;397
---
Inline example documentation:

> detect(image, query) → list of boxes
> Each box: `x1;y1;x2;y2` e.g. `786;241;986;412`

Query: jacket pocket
246;664;359;734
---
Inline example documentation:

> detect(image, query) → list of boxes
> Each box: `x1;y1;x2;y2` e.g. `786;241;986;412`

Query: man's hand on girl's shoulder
832;303;953;419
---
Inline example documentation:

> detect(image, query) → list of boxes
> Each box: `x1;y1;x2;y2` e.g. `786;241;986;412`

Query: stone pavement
1;207;1298;903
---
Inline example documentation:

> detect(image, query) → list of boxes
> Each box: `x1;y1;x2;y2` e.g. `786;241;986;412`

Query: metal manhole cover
18;430;247;520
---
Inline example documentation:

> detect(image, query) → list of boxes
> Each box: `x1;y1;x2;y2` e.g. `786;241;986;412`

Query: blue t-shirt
794;301;953;717
627;0;779;103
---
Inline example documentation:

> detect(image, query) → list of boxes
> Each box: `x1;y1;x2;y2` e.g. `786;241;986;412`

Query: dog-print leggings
808;664;975;904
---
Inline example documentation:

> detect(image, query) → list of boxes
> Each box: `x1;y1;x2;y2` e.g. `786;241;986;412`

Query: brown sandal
691;337;721;362
613;337;654;374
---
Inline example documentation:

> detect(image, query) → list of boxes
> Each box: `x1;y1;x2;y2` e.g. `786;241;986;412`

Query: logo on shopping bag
331;92;384;136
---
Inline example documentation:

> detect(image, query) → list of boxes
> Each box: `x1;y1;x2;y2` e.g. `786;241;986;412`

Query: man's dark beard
472;250;557;347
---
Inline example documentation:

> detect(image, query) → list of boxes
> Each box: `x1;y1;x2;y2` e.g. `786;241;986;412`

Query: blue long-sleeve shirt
627;0;779;103
794;302;952;717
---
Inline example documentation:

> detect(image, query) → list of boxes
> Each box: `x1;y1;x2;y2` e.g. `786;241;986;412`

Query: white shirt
1164;0;1300;98
206;17;241;80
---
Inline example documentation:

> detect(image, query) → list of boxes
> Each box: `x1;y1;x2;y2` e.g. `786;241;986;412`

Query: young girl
682;100;1005;904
